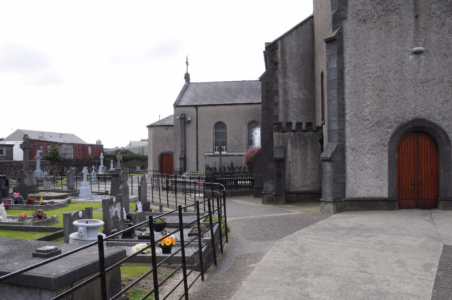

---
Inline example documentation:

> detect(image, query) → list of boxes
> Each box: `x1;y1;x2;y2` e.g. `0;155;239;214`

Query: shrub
104;149;147;162
42;147;62;162
242;147;261;171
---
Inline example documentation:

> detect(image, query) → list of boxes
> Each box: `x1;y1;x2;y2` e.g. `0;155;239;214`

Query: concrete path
189;197;329;299
232;209;452;300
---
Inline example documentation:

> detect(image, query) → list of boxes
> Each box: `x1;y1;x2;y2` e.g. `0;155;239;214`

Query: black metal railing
0;186;227;300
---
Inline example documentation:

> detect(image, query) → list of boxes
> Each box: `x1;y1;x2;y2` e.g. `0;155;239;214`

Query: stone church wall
343;0;452;203
148;124;174;172
174;104;261;171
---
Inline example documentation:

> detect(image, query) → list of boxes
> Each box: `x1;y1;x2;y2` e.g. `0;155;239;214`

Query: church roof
147;115;174;127
3;129;87;144
174;80;261;107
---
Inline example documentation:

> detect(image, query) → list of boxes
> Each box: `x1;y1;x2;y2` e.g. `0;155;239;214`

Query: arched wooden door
161;154;173;174
397;132;439;209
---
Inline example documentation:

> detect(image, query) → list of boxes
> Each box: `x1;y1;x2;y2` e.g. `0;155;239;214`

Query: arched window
214;122;227;153
248;121;261;149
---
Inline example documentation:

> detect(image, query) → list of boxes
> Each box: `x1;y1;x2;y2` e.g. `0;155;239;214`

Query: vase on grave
160;245;173;254
3;199;12;205
69;219;106;245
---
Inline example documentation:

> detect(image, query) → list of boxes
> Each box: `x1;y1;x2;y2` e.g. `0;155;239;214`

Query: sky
0;0;313;148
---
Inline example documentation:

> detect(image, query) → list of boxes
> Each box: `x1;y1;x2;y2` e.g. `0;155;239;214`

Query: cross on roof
186;56;189;73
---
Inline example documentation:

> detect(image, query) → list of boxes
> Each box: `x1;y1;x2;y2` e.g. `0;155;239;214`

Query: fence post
175;174;178;207
216;195;224;254
196;201;205;280
222;190;228;243
166;173;169;207
97;235;108;300
207;198;217;266
149;216;159;300
178;206;189;300
131;175;133;196
151;174;154;204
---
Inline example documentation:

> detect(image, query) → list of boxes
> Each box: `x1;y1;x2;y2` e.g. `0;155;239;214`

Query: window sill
204;152;245;156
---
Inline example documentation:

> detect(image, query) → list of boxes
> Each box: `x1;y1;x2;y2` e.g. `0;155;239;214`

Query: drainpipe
196;106;199;171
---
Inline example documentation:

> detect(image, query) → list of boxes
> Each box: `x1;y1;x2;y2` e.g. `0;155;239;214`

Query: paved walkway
232;209;452;300
190;197;329;299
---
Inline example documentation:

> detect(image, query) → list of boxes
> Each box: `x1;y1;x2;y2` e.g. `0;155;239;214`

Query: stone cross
82;167;88;182
116;153;122;168
34;150;44;179
109;160;115;172
414;0;419;17
20;134;32;171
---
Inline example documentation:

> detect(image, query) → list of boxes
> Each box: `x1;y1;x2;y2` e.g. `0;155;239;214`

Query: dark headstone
0;175;10;200
14;170;29;200
130;212;147;230
63;207;93;243
102;196;125;236
66;168;75;190
138;175;150;211
122;169;130;213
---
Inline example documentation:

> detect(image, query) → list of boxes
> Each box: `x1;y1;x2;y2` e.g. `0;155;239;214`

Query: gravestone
130;212;147;230
138;175;150;211
116;153;122;168
91;166;98;183
121;168;130;213
0;175;10;200
20;134;37;193
14;170;29;200
63;207;93;243
98;153;106;174
102;196;124;236
67;168;75;190
109;160;115;172
78;167;92;200
110;172;121;198
34;150;44;179
43;180;51;190
136;166;141;171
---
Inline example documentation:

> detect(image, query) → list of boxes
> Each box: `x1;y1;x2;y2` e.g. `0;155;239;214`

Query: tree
42;147;61;162
243;147;260;171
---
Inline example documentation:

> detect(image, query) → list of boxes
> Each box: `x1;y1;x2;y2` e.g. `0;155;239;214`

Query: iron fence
0;187;228;300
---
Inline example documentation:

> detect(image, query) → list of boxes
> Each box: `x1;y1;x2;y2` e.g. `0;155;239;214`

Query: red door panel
161;154;173;174
397;132;438;209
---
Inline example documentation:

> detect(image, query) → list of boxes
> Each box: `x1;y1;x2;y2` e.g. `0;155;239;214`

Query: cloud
0;44;50;72
109;38;185;65
24;73;64;86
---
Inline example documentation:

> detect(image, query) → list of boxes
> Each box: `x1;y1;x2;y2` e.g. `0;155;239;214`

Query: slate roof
147;115;174;127
174;81;261;107
5;129;87;144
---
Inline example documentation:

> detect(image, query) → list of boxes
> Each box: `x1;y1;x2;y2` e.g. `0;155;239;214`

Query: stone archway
388;119;452;209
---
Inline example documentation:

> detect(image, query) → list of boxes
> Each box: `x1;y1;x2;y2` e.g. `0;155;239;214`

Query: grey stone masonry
63;207;93;243
272;146;286;205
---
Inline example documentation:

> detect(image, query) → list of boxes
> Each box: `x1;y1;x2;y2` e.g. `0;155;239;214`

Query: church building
147;61;261;174
254;0;452;213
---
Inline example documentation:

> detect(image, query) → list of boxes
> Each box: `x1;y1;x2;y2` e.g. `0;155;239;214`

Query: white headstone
0;205;8;222
34;150;44;179
91;165;98;183
82;167;88;182
99;153;106;173
78;167;93;200
137;202;143;213
123;207;127;220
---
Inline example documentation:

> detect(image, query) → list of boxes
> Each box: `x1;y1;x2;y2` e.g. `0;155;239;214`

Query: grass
0;228;51;240
121;264;156;300
5;201;104;228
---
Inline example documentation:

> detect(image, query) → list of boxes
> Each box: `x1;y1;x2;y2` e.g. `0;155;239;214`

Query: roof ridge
189;80;260;84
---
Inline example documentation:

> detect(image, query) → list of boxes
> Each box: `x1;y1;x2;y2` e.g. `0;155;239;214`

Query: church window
248;121;261;149
88;146;93;156
214;122;227;153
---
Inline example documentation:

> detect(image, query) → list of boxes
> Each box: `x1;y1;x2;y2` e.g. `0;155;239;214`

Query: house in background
147;66;262;174
3;129;103;160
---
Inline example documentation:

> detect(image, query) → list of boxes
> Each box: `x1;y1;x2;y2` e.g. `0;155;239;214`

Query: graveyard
0;138;229;300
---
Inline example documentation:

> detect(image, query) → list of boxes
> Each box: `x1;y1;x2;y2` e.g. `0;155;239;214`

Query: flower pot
137;233;151;240
3;199;12;205
160;246;173;254
153;221;167;232
27;200;36;205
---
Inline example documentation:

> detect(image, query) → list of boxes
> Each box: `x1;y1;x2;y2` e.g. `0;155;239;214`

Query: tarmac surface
232;209;452;300
189;197;329;299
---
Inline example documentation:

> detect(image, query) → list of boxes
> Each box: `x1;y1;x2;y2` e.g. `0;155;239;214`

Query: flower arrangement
197;182;204;187
130;243;150;255
18;213;27;218
192;224;207;233
26;198;36;205
12;193;25;204
160;235;176;248
32;210;47;220
155;217;166;224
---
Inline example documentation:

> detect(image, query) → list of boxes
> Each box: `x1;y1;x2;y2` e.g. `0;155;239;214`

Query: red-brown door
161;154;173;174
397;132;439;209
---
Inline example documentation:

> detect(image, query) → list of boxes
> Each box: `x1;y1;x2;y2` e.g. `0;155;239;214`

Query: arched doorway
397;132;439;209
161;153;174;174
